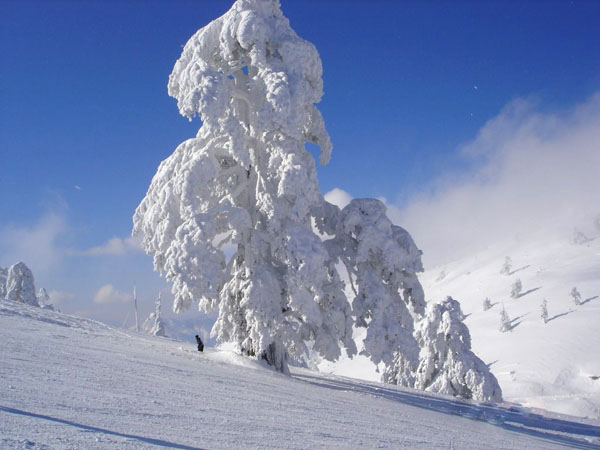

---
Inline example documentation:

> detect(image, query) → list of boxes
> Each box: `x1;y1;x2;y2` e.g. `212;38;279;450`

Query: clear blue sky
1;0;599;322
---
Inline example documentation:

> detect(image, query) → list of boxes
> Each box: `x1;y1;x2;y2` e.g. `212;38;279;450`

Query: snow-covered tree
5;262;38;306
499;305;511;332
133;0;499;401
483;297;492;311
500;256;512;275
414;297;502;402
326;199;425;387
510;279;522;299
0;267;7;299
541;299;548;323
133;0;356;373
37;288;50;305
571;287;582;306
36;288;54;310
143;293;168;337
436;269;446;282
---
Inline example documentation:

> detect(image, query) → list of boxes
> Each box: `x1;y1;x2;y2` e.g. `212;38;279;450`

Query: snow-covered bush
541;299;548;323
483;297;492;311
143;293;167;337
5;262;39;306
500;256;512;275
571;287;582;306
499;306;511;332
414;297;502;402
510;279;522;299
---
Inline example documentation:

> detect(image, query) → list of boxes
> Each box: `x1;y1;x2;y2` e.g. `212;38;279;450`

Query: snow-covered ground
422;234;600;419
2;299;600;449
322;231;600;419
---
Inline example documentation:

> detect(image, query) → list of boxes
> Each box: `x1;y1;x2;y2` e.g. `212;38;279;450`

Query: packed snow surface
2;300;600;449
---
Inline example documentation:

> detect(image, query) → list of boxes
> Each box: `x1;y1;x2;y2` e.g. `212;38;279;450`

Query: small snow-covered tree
5;262;38;306
36;287;53;309
541;299;548;323
37;288;50;305
0;267;7;299
483;297;492;311
414;297;502;402
436;269;446;282
510;279;522;299
133;0;356;373
500;257;512;275
571;287;582;306
499;305;511;332
143;293;168;337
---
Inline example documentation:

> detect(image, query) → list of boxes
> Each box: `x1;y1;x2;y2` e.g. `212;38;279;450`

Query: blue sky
1;0;599;324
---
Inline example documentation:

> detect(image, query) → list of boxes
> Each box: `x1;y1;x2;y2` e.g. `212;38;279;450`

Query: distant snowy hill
420;233;600;419
320;232;600;419
2;299;600;449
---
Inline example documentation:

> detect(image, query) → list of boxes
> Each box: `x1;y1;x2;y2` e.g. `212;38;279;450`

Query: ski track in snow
1;300;600;449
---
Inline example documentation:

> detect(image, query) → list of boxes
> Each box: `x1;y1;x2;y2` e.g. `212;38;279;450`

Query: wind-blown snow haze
392;93;600;267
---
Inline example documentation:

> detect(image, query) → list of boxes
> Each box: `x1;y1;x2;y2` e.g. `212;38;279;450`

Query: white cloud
390;92;600;267
0;212;68;274
75;235;143;256
48;290;75;306
93;284;132;304
324;188;353;209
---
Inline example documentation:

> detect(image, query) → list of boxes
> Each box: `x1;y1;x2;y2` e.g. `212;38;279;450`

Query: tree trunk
261;341;289;375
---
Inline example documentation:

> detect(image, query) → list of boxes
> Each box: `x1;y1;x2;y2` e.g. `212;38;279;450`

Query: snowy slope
419;234;600;419
2;300;600;449
318;232;600;419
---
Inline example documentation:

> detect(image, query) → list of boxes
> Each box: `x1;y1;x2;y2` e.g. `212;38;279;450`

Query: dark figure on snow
195;334;204;352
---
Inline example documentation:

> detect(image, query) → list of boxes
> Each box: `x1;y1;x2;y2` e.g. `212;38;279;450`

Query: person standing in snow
195;335;204;352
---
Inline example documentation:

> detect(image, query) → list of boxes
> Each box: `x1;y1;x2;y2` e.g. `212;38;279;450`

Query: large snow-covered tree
134;0;502;402
134;0;355;372
323;199;425;386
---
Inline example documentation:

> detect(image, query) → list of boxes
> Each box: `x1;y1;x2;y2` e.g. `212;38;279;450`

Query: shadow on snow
517;287;542;298
0;406;204;450
547;310;575;323
293;373;600;449
581;296;599;306
509;265;531;276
